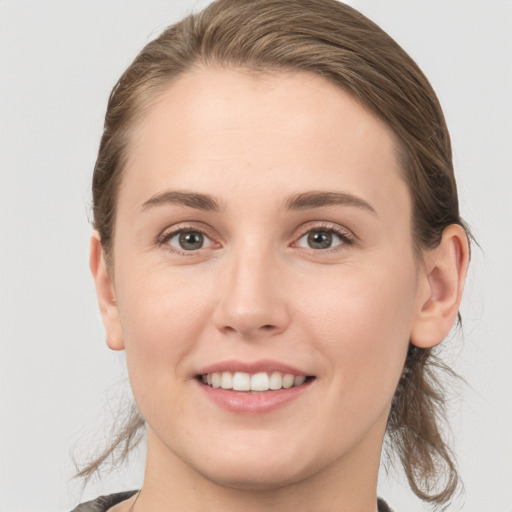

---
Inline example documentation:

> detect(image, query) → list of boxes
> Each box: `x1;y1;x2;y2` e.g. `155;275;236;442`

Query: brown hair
84;0;469;505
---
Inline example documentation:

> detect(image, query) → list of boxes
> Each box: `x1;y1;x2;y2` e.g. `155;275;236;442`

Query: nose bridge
214;238;289;337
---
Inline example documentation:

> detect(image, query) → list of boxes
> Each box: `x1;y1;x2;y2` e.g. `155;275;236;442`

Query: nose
212;246;290;339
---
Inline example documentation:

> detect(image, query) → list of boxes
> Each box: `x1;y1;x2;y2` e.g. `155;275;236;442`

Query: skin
91;67;469;512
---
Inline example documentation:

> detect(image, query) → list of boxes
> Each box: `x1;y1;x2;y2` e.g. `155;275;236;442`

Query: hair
83;0;470;506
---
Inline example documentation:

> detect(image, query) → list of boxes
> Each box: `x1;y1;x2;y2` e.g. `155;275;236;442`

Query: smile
199;371;308;392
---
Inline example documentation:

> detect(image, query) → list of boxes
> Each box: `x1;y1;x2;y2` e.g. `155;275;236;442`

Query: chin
183;433;327;491
197;459;310;491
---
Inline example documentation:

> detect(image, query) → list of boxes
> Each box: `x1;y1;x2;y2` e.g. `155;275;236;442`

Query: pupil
179;232;204;250
308;231;332;249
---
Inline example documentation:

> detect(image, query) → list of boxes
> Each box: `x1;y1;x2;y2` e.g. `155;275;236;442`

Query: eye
164;230;211;251
296;228;349;250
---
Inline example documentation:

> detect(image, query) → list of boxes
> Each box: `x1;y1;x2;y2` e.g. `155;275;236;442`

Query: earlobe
410;224;470;349
89;230;125;351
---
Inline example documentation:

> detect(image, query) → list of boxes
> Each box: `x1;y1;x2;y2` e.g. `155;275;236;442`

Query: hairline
103;61;424;269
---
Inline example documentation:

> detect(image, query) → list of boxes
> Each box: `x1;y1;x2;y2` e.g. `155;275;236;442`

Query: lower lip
197;379;313;414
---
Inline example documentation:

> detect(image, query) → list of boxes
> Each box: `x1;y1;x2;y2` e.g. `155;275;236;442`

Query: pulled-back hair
84;0;470;505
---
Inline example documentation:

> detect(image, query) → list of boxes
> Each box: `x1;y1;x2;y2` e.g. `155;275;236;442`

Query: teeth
282;374;294;389
212;372;221;388
269;371;282;390
233;371;251;391
251;372;269;391
221;371;233;389
201;371;308;391
294;375;306;386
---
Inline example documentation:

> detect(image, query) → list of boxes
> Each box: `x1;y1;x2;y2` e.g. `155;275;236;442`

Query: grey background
1;1;511;510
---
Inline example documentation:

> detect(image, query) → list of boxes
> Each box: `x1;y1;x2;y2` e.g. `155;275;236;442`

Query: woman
76;0;470;510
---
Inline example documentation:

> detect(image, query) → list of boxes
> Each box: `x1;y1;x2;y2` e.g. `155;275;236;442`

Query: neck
134;424;385;512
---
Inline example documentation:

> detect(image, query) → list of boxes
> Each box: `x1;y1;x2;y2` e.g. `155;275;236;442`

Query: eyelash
157;224;218;256
293;222;354;252
157;222;354;256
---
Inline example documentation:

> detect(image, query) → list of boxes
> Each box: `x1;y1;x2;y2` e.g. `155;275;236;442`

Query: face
103;67;431;489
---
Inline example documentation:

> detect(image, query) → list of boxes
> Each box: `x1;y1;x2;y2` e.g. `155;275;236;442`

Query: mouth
196;363;315;413
197;371;313;392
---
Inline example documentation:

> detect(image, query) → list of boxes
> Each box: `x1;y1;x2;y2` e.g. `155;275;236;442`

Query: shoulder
71;492;390;512
378;498;394;512
70;491;138;512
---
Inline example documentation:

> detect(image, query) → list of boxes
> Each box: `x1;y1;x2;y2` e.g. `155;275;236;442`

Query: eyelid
157;222;221;254
156;220;354;255
292;221;355;248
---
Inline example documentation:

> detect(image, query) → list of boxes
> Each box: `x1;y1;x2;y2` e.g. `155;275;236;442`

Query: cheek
115;264;214;389
300;259;417;398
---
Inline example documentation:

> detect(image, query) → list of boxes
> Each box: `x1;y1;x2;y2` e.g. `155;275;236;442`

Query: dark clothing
378;498;393;512
71;491;138;512
71;491;393;511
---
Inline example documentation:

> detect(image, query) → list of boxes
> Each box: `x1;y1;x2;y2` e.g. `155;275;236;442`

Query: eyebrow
141;190;221;212
284;191;377;215
140;189;376;216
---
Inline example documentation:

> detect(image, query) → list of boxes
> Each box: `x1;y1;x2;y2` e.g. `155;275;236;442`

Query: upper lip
196;359;310;377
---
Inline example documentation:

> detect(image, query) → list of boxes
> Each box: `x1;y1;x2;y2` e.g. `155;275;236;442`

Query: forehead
120;66;409;221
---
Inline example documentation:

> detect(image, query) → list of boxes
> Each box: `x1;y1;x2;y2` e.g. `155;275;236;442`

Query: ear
89;230;125;351
410;224;470;348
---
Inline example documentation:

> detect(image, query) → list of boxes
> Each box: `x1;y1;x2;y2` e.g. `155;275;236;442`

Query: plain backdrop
1;1;511;511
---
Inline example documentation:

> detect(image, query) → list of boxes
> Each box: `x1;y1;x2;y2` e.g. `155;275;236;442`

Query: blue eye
297;229;346;250
166;230;209;251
